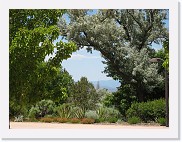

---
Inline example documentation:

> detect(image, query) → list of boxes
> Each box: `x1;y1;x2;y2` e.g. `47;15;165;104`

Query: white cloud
70;54;101;60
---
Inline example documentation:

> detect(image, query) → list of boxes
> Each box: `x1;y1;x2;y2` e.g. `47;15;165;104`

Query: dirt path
10;122;167;129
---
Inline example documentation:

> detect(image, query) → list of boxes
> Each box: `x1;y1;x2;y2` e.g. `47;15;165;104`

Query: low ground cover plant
56;117;69;123
40;117;54;123
69;118;80;123
81;118;95;124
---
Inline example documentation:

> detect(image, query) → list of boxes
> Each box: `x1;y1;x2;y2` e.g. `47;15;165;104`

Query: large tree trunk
136;84;144;102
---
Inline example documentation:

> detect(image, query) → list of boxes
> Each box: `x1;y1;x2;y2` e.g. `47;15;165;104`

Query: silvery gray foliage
14;115;23;122
58;9;168;101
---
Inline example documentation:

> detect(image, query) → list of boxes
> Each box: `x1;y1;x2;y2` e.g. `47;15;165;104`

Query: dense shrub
81;118;95;124
126;99;165;122
107;117;118;123
102;88;137;118
85;110;99;120
28;100;55;119
28;106;40;119
96;107;120;123
128;116;141;124
157;117;166;126
10;98;29;118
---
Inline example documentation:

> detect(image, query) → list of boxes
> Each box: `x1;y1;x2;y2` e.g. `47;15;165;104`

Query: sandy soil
10;122;167;129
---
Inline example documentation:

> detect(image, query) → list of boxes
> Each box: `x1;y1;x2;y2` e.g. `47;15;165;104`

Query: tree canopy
9;9;77;115
68;77;100;111
58;9;169;101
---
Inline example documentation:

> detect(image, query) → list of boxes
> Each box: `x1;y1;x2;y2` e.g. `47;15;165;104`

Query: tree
96;81;100;90
26;62;74;105
69;77;100;111
162;38;169;70
58;9;168;102
9;9;77;116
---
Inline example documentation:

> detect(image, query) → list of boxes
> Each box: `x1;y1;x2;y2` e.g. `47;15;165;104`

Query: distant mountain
91;80;120;92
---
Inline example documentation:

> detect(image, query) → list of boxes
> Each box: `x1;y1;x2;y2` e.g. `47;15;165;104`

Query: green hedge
126;99;166;122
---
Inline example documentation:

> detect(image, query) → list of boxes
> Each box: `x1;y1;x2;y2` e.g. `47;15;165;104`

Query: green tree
69;77;100;111
162;38;169;70
59;9;168;102
9;9;77;116
26;62;74;105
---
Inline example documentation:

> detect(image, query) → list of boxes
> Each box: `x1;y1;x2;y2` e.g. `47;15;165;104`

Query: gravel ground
10;122;167;129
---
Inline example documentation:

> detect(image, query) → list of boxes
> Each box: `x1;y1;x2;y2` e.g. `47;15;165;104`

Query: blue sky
51;10;169;82
62;48;112;82
62;43;162;82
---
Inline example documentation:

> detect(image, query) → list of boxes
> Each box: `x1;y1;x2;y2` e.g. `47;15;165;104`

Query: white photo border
0;0;179;139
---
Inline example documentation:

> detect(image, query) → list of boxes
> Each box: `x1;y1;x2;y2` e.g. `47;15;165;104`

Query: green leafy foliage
28;106;40;119
162;39;169;70
9;9;77;117
103;86;137;118
126;99;166;122
157;117;166;126
69;77;100;111
27;63;74;105
128;116;141;124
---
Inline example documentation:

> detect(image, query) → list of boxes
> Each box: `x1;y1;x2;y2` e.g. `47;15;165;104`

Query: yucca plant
56;103;73;118
96;107;120;123
72;107;85;119
96;107;108;120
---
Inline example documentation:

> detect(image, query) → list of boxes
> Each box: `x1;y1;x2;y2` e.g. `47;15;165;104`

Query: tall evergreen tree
69;77;100;110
